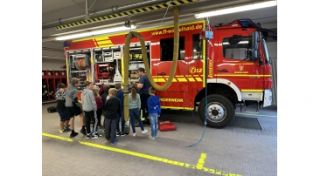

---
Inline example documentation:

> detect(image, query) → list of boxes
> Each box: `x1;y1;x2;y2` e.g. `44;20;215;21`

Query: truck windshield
262;39;270;64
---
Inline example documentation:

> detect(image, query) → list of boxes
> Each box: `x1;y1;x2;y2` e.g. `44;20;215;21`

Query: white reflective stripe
207;78;242;101
222;41;249;45
151;42;160;46
213;43;222;46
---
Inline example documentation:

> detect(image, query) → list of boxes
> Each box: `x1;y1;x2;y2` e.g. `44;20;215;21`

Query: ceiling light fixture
55;25;136;41
194;0;277;19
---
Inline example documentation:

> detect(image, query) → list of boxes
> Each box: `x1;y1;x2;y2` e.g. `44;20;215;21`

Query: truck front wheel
199;94;235;128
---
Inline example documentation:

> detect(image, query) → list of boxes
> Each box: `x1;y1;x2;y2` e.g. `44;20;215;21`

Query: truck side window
222;36;252;60
193;34;202;60
160;37;185;61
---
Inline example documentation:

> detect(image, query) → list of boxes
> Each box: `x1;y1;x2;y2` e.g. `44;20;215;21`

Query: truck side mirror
251;31;259;60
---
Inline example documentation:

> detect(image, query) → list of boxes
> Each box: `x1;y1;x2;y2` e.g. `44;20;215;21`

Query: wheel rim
206;102;227;123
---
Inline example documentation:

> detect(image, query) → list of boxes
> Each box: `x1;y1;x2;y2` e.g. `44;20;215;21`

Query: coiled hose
122;7;180;121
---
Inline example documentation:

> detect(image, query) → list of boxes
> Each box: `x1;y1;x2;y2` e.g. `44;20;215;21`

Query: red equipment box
159;121;177;131
95;63;115;80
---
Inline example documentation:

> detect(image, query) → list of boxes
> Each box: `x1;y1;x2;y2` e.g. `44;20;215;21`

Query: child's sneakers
92;132;102;138
91;134;98;139
63;127;71;133
70;131;78;138
86;134;91;139
141;129;148;134
80;127;86;136
149;136;156;140
132;132;137;137
86;133;98;139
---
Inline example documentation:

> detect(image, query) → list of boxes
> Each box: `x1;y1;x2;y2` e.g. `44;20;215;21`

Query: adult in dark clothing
137;68;151;121
115;83;126;136
104;88;121;145
101;84;110;127
101;84;110;110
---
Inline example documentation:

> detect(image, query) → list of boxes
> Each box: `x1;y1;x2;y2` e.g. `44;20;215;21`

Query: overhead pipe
85;0;89;20
53;0;198;30
42;0;263;42
43;0;256;30
43;0;166;29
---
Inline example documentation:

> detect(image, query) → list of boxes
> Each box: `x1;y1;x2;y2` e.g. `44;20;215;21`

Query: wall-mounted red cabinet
42;70;67;103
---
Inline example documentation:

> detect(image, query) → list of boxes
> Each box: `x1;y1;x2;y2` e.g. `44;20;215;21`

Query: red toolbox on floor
159;121;176;131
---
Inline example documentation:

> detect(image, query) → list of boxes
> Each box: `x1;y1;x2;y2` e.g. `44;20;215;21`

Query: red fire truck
64;19;273;128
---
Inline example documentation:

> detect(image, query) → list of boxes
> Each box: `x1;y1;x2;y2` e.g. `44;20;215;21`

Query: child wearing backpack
55;83;70;133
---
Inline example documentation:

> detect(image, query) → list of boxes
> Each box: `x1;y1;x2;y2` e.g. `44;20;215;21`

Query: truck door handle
158;72;166;75
218;69;229;73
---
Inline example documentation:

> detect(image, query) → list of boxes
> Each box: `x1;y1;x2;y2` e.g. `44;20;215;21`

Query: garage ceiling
42;0;277;61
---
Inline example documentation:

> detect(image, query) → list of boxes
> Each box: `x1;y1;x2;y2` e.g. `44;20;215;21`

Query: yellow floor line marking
196;152;207;169
42;132;73;142
43;132;241;176
79;141;195;169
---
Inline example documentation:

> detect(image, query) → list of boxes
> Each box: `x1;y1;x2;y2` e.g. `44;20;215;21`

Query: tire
199;94;235;128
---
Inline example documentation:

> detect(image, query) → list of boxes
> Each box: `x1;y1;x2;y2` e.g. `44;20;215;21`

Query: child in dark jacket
115;83;125;136
104;88;121;145
147;87;161;140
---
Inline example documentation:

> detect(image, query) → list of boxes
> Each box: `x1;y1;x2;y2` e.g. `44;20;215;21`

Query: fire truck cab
197;19;273;127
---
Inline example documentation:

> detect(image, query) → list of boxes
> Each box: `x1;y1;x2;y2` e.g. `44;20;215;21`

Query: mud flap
263;89;272;107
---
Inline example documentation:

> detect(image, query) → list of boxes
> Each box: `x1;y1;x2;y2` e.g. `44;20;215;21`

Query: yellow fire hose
122;7;180;121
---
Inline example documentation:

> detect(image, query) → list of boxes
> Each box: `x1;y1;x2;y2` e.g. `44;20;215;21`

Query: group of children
55;77;161;145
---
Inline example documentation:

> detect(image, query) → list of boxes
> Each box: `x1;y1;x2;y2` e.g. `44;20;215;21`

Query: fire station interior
42;1;277;176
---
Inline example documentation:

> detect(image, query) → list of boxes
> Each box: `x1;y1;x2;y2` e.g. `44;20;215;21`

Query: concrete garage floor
42;104;276;176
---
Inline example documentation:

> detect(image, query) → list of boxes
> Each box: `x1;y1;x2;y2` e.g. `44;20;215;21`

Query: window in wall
192;34;203;60
222;35;252;60
160;37;185;61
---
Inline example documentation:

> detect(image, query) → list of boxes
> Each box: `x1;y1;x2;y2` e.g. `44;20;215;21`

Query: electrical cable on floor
186;18;211;148
186;79;208;147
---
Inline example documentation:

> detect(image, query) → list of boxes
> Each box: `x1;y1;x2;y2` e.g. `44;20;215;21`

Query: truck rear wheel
199;94;235;128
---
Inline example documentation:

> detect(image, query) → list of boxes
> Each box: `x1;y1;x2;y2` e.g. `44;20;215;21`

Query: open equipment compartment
94;46;122;85
67;49;92;89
